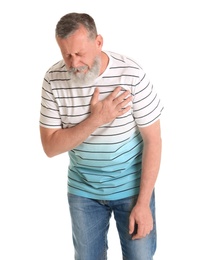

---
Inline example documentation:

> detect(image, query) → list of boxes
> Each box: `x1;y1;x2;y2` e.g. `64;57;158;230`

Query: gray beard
68;57;101;87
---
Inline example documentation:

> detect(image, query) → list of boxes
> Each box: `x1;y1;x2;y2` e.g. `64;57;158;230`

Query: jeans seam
103;211;108;260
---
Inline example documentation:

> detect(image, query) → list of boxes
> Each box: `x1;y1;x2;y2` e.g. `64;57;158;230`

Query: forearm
41;114;99;157
137;137;162;206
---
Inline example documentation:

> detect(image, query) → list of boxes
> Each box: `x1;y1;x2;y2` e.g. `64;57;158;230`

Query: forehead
68;25;90;41
57;26;94;53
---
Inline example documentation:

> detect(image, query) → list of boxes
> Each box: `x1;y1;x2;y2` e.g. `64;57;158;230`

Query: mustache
68;66;88;73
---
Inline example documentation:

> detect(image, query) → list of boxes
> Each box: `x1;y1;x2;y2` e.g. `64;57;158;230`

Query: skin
129;120;161;239
40;25;162;240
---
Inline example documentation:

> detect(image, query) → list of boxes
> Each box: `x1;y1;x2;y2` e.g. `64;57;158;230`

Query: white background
1;0;200;259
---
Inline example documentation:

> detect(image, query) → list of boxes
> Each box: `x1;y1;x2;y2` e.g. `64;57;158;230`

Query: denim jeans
68;191;156;260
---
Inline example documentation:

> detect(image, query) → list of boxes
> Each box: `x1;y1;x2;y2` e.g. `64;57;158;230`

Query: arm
129;119;162;239
40;87;132;157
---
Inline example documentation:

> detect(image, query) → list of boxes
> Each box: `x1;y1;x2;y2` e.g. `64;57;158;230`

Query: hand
129;203;153;240
90;86;132;127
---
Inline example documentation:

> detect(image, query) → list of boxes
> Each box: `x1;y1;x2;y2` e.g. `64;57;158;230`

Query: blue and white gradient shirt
40;51;163;200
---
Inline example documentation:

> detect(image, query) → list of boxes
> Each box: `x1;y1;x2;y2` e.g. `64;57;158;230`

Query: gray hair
55;12;98;39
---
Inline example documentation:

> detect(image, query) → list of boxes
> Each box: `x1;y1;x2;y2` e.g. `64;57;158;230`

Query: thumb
91;87;99;106
129;216;136;235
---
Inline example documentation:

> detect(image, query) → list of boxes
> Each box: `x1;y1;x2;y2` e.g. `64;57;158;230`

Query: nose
70;54;80;68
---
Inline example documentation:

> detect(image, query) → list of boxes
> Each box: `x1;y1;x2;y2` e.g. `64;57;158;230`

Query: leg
67;193;112;260
113;191;157;260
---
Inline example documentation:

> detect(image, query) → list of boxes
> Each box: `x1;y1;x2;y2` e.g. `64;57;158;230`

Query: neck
99;51;109;75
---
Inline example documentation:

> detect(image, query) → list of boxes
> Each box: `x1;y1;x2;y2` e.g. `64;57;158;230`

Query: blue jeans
68;191;156;260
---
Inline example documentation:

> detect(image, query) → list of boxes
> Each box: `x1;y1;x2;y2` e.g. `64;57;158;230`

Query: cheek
79;56;92;68
86;51;99;66
63;59;70;68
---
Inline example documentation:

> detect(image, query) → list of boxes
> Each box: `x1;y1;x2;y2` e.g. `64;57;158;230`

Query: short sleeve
132;68;163;127
39;72;62;129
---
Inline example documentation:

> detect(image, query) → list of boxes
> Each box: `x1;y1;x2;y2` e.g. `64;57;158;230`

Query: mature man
40;12;163;260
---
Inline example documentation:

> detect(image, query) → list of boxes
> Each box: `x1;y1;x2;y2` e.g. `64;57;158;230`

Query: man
40;12;163;260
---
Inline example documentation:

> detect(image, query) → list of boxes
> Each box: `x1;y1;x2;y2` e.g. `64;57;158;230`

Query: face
56;26;103;86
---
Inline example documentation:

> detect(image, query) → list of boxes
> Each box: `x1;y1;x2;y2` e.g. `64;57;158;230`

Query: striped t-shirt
40;51;163;200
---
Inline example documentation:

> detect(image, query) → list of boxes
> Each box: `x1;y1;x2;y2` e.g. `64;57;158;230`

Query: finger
132;224;145;240
91;88;99;106
113;90;131;105
118;105;131;116
116;96;132;116
130;223;138;236
117;95;132;108
129;217;135;235
108;86;122;100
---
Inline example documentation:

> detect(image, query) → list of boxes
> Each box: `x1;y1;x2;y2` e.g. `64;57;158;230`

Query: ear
96;34;103;49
